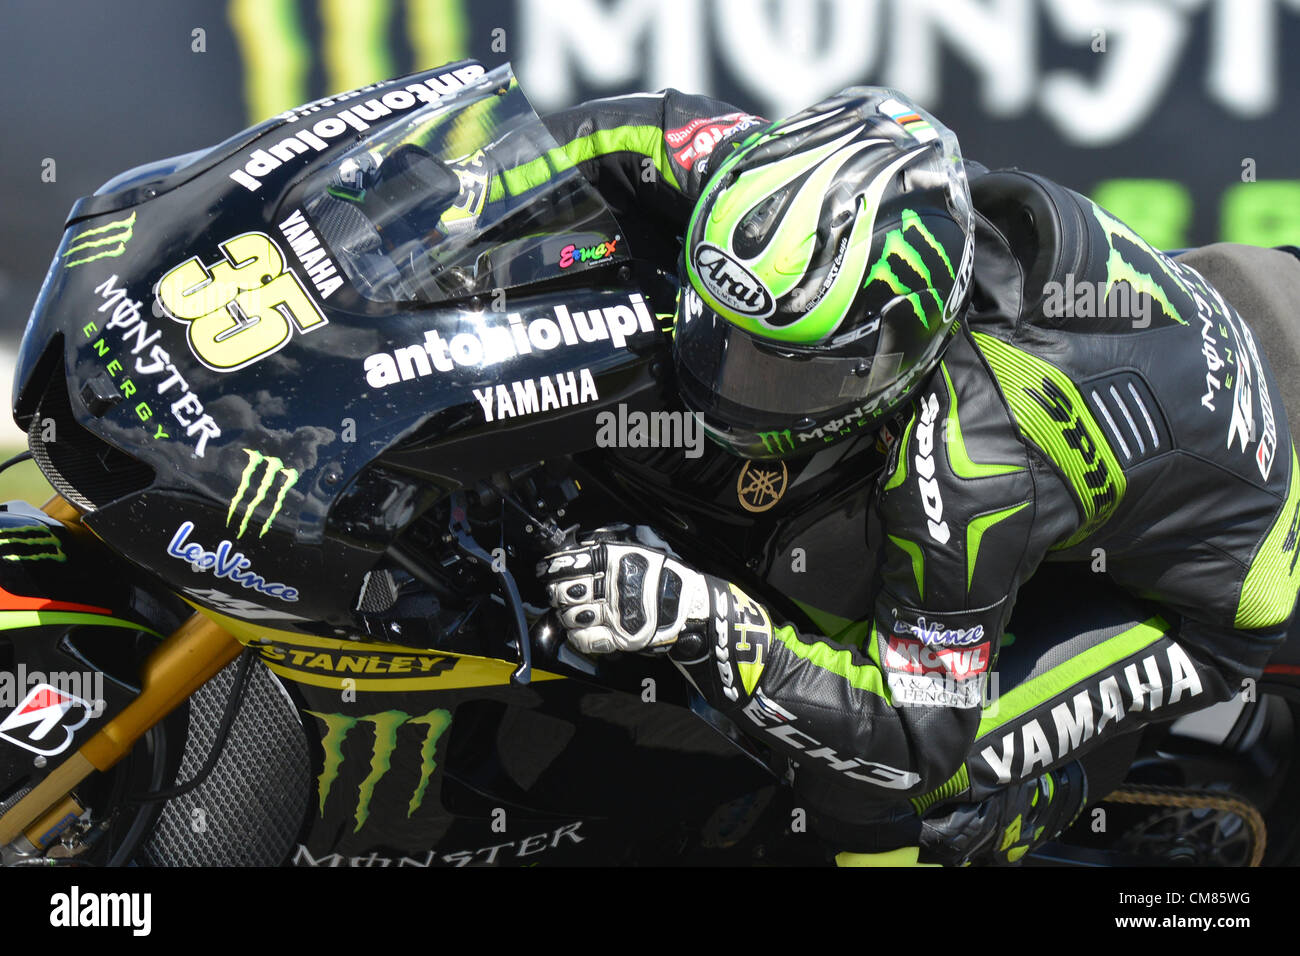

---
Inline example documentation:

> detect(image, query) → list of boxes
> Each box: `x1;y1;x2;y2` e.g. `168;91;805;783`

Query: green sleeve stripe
966;501;1031;592
939;362;1024;479
489;124;682;202
774;623;889;701
887;534;925;600
882;416;915;491
976;616;1168;738
971;331;1126;547
0;610;162;637
1238;443;1300;628
785;598;857;642
910;763;970;815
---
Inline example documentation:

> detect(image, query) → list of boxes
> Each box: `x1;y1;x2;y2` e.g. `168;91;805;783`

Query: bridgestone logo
228;449;299;538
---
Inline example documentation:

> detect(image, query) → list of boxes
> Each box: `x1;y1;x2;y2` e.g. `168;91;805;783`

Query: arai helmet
674;87;975;460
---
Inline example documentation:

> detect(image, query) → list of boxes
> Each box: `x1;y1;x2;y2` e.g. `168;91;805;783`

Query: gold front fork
0;497;244;849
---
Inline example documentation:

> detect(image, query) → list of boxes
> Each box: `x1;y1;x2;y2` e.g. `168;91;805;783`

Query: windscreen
300;64;628;305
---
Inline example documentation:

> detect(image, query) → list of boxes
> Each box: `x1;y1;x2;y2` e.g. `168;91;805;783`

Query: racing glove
537;531;713;654
917;760;1087;865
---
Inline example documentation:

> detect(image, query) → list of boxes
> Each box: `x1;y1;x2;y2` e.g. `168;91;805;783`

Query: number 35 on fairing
155;232;327;372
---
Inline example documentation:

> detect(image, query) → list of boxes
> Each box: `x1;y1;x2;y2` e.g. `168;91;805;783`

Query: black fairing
11;62;676;632
0;505;189;812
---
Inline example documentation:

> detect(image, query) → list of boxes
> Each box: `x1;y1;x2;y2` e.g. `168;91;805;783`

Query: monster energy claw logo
308;708;452;833
1091;204;1189;326
63;212;136;268
863;209;955;330
0;525;66;563
227;449;299;538
757;429;795;456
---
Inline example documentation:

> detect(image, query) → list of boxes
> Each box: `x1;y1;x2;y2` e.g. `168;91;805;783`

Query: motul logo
0;684;95;756
885;637;989;678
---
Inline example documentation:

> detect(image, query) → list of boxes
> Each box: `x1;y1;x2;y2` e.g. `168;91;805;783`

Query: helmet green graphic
674;87;974;460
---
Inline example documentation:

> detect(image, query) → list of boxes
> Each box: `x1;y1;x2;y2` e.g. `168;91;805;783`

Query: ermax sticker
230;63;487;192
692;244;775;318
0;684;95;756
892;615;985;646
884;637;989;678
167;521;299;602
559;237;618;269
363;293;659;389
665;112;764;170
87;275;222;456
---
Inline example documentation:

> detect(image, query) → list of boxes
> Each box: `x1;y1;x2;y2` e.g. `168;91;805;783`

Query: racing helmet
674;87;975;460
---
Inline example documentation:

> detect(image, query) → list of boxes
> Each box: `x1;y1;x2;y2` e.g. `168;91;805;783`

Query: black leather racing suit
534;90;1300;819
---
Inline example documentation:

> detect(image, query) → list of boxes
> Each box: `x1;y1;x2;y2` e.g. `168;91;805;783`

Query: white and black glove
537;532;711;654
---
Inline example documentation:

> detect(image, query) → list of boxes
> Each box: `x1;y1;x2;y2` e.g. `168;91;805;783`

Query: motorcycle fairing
0;504;185;819
12;62;657;634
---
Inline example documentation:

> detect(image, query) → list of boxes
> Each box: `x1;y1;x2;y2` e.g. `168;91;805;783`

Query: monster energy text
309;708;452;833
228;449;300;538
90;275;222;457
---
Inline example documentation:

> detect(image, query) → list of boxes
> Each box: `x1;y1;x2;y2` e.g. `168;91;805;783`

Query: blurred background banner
2;0;1298;472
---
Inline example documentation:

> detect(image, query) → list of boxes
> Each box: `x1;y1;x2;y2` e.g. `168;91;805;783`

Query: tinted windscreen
301;64;627;305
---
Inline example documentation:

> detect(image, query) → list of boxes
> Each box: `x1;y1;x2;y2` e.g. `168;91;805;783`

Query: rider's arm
540;90;765;215
507;92;766;265
668;329;1063;798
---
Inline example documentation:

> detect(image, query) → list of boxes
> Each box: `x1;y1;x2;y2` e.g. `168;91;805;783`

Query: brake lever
448;491;533;685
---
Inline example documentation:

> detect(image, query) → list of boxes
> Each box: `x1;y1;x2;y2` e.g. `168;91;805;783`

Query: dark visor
675;299;904;418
